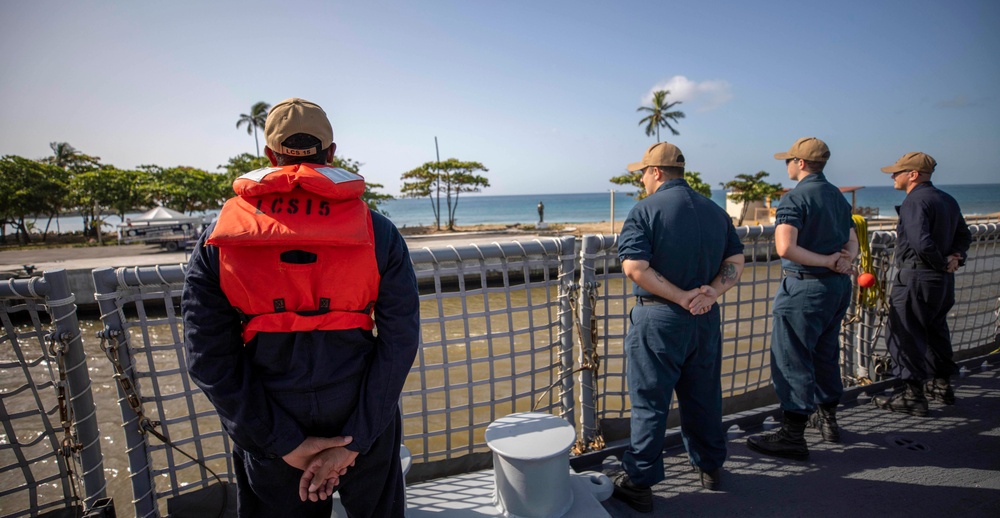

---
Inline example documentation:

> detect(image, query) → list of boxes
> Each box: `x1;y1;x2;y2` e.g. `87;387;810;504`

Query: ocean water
380;183;1000;228
19;183;1000;233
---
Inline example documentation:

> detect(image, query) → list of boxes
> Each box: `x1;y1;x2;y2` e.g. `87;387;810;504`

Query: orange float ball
858;272;876;288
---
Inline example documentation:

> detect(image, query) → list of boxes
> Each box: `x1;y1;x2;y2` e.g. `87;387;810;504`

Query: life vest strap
241;310;375;343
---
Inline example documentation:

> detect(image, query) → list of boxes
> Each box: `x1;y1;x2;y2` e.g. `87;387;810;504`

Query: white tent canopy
120;206;201;227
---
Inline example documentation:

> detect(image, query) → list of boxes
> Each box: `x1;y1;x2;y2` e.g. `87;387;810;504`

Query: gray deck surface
599;365;1000;517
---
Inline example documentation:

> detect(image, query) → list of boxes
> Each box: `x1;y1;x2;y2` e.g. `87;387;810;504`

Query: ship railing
854;224;1000;373
0;270;110;517
7;221;996;515
85;236;578;513
576;227;783;450
574;222;1000;449
404;236;577;480
91;265;233;518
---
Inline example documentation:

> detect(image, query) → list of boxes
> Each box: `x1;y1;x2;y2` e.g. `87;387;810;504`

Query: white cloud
642;76;733;112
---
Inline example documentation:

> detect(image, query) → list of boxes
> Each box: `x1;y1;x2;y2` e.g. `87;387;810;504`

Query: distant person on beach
873;152;971;415
746;137;857;461
182;98;419;517
537;200;544;223
611;142;745;512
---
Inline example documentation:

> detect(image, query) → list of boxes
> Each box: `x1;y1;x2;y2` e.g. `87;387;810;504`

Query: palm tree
47;142;80;169
236;101;271;158
45;141;101;172
637;90;685;142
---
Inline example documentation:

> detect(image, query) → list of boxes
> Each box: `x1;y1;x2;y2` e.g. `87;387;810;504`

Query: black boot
925;377;955;405
698;468;721;491
689;464;722;491
873;381;929;417
746;412;809;460
807;402;841;443
609;470;653;513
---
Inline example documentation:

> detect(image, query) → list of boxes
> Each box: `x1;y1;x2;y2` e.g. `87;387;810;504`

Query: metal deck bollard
485;412;578;518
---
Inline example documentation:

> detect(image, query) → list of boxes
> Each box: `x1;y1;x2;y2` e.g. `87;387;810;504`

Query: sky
1;0;998;196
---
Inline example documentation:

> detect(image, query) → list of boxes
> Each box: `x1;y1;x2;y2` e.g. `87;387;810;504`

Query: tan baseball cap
880;152;936;174
265;98;334;157
628;142;686;172
774;137;831;162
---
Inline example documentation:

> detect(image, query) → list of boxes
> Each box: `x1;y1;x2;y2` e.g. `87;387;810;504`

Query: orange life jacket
207;164;379;343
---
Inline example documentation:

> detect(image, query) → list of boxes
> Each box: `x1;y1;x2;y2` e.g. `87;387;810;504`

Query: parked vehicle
117;206;208;251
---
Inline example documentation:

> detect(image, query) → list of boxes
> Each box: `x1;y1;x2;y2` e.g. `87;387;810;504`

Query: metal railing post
43;270;109;508
558;235;577;426
92;266;157;518
577;235;601;446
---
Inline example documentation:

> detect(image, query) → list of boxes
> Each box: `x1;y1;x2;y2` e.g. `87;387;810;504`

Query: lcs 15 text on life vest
254;197;332;216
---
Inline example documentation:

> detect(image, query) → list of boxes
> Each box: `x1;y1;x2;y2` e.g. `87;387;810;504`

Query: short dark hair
802;159;825;173
656;165;685;178
274;133;330;165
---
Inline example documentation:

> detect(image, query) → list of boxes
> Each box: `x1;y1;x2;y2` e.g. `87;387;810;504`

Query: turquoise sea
380;183;1000;228
20;183;1000;233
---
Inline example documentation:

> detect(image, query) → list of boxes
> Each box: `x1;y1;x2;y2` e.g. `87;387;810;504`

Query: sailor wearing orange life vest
183;98;419;518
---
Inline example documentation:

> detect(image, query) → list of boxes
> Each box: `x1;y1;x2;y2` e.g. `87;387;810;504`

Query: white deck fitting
402;412;612;517
486;412;577;517
406;469;612;518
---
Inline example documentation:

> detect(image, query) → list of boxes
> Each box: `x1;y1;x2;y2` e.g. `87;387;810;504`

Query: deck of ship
3;227;998;518
599;363;1000;517
403;361;1000;517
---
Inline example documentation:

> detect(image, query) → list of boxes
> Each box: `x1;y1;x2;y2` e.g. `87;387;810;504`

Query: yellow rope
853;215;883;308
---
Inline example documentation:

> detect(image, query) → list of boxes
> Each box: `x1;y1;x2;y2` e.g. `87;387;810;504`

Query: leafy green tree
720;171;784;226
400;158;489;230
0;156;69;244
236;101;271;158
43;142;104;235
65;168;152;245
637;90;685;141
684;172;712;198
43;141;102;173
101;169;154;223
69;171;115;245
400;166;438;228
144;165;225;214
609;169;711;200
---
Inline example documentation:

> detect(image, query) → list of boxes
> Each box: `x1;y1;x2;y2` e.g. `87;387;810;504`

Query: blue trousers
233;381;405;518
622;302;725;488
886;268;957;381
770;275;851;415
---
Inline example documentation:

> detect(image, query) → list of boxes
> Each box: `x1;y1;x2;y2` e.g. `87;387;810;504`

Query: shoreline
0;220;622;255
3;213;998;267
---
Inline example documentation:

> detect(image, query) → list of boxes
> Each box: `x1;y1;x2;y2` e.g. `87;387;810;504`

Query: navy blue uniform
617;178;744;487
771;173;853;415
183;211;419;518
887;182;971;381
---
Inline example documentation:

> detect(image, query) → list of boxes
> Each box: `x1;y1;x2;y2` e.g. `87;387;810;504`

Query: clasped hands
946;253;962;273
282;436;359;502
826;249;854;275
682;285;717;315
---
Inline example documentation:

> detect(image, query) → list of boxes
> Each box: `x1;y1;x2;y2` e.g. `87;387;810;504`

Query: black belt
782;269;839;280
899;262;935;270
636;295;670;306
